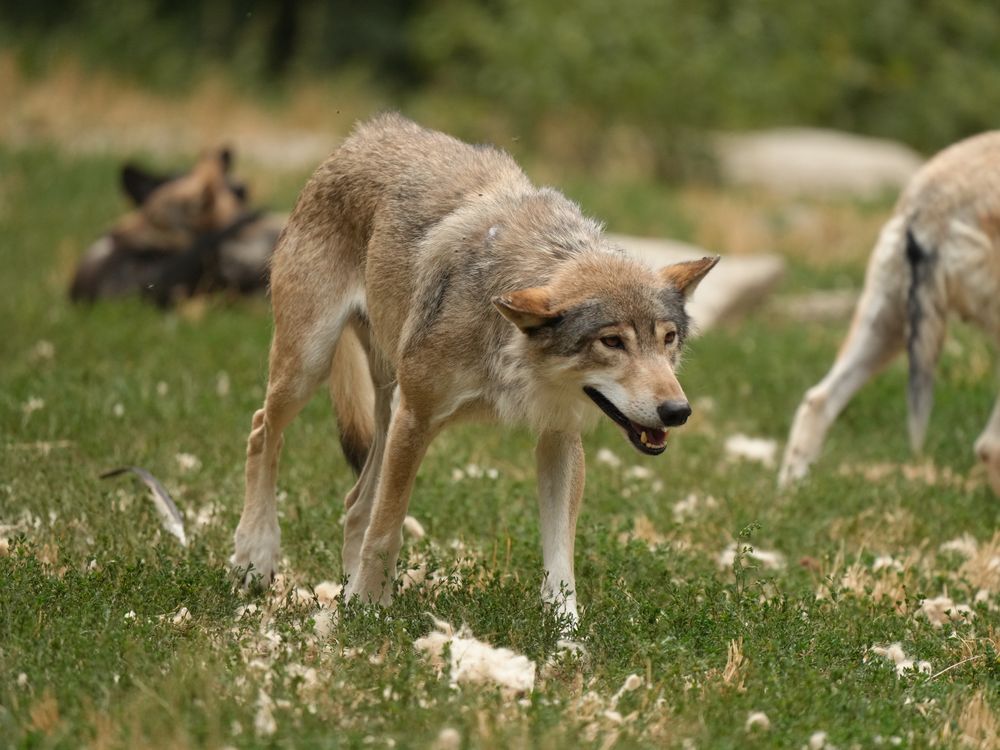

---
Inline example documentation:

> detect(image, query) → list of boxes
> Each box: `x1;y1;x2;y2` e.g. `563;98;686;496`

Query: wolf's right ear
493;287;561;331
659;255;720;299
121;164;172;206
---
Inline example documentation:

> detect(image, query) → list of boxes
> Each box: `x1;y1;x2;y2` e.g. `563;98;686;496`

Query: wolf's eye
664;330;677;346
600;335;625;350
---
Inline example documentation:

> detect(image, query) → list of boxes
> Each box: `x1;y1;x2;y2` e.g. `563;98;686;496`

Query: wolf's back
271;114;527;475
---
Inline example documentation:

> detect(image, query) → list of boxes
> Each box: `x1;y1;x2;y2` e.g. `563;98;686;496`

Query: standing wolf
779;131;1000;494
232;114;717;622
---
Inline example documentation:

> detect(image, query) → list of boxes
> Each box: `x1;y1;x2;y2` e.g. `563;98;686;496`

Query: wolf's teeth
640;431;647;444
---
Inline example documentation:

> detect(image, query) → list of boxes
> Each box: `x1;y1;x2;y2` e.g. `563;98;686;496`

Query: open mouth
583;387;669;456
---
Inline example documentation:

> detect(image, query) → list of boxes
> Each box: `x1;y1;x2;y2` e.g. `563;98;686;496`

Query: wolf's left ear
493;287;561;331
121;164;172;206
219;147;234;172
659;256;720;298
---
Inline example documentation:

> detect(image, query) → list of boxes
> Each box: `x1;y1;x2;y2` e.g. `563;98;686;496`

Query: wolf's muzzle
583;386;669;456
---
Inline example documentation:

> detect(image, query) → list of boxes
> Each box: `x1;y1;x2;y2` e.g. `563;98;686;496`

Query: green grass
3;145;1000;749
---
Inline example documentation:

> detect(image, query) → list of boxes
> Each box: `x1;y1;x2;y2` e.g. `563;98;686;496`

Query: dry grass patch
0;53;377;169
940;690;1000;749
959;532;1000;595
678;187;891;267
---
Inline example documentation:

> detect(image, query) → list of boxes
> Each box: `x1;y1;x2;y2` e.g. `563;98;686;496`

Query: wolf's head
111;148;248;251
494;253;718;455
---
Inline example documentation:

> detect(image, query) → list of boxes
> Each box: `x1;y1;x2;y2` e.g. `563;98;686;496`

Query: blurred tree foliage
3;0;999;154
411;0;1000;153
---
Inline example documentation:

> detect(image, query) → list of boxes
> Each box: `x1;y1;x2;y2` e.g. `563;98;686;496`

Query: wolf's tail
905;227;946;453
329;323;375;475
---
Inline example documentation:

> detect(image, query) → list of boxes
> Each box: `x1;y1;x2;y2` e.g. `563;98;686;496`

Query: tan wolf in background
69;148;282;305
232;113;718;623
779;131;1000;495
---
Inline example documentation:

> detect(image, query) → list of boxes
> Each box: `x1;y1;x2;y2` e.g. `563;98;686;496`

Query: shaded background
3;0;999;178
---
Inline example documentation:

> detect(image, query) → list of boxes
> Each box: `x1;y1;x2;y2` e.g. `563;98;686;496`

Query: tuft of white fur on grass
31;340;55;361
918;595;973;628
253;690;277;737
235;603;258;620
174;452;201;473
0;537;9;557
156;381;169;397
596;448;622;468
403;515;426;539
725;433;778;467
431;727;462;750
939;533;978;558
22;396;45;416
314;581;342;609
624;465;653;481
870;642;932;676
216;371;231;397
450;465;499;483
171;606;191;626
717;543;786;570
289;587;315;608
745;711;771;732
807;730;829;749
17;673;28;688
399;558;429;593
112;402;125;418
611;673;643;705
313;609;335;639
414;618;536;693
672;493;719;522
872;555;903;573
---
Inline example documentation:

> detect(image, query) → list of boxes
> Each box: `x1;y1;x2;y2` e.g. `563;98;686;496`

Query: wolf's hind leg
233;297;355;587
975;393;1000;497
536;430;585;628
345;397;434;606
779;218;908;487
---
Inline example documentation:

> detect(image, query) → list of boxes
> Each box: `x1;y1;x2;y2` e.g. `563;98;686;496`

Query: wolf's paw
231;522;281;589
777;453;810;488
343;564;394;608
541;586;579;636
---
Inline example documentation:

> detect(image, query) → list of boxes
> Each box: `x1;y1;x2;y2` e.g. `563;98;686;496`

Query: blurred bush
4;0;999;163
1;0;424;88
412;0;1000;154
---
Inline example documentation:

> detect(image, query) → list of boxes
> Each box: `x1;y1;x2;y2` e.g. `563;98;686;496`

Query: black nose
657;399;692;427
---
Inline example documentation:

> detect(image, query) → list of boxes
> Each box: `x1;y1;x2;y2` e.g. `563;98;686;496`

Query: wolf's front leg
345;399;434;606
975;394;1000;497
536;430;585;628
234;405;294;586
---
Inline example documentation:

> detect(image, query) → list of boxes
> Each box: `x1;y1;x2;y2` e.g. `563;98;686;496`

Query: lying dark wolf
69;148;282;306
779;131;1000;495
232;113;718;624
